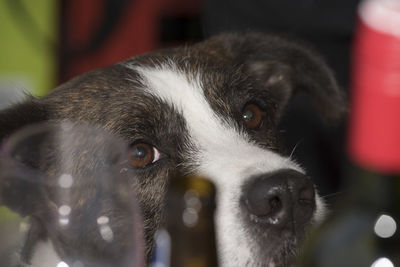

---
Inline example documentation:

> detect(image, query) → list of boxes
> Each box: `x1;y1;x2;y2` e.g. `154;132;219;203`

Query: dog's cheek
312;192;328;224
133;169;170;258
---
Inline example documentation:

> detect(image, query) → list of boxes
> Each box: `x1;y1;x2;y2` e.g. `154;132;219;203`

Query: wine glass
0;121;145;267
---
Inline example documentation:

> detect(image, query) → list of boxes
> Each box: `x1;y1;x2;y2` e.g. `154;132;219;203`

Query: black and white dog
0;32;345;267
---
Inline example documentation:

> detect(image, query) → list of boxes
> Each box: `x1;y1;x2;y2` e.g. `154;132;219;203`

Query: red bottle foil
349;0;400;172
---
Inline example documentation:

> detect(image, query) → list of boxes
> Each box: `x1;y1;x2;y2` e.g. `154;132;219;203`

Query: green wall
0;0;58;100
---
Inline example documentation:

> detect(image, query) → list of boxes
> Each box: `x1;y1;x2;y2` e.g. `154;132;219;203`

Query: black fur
0;32;345;266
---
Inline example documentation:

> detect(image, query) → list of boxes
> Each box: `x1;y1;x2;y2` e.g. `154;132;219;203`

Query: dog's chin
266;237;299;267
219;230;302;267
250;225;305;267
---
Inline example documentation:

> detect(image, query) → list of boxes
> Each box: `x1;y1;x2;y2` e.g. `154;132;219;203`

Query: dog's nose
244;169;315;228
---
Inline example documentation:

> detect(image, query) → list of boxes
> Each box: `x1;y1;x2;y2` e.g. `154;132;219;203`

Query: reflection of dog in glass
0;32;345;266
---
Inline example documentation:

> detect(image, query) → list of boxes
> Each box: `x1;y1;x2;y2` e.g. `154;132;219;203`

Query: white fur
132;63;325;266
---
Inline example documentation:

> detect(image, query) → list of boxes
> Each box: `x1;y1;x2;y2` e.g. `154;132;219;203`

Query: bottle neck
345;163;400;209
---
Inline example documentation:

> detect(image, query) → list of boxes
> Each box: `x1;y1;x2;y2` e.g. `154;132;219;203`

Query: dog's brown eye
242;103;263;129
128;143;161;168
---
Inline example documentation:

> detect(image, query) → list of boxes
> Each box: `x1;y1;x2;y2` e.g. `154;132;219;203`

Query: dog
0;32;345;267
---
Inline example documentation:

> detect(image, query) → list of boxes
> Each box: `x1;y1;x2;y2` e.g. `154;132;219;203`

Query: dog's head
0;32;345;266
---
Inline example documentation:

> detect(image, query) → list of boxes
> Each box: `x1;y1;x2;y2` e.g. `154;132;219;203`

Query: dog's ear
0;99;48;142
0;100;49;216
204;32;346;124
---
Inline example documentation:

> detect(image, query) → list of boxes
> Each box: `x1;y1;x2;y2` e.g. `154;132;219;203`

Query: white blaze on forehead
131;64;322;266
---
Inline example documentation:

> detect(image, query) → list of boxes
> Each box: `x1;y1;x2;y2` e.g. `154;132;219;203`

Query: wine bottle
298;0;400;266
151;174;218;267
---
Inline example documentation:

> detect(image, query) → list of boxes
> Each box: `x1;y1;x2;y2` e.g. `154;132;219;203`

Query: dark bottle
151;174;218;267
298;0;400;266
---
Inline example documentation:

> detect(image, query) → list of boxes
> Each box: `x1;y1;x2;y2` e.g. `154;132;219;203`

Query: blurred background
0;0;361;205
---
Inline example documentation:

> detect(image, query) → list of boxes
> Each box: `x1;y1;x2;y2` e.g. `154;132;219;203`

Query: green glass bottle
299;166;400;266
299;0;400;266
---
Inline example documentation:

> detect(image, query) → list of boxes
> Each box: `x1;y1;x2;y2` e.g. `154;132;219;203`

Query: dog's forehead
123;49;273;125
125;52;253;117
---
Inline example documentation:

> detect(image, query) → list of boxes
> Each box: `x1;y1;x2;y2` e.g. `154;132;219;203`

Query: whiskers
320;191;345;207
321;191;344;200
289;139;303;160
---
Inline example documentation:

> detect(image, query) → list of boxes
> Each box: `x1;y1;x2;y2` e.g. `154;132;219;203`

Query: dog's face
0;32;344;266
